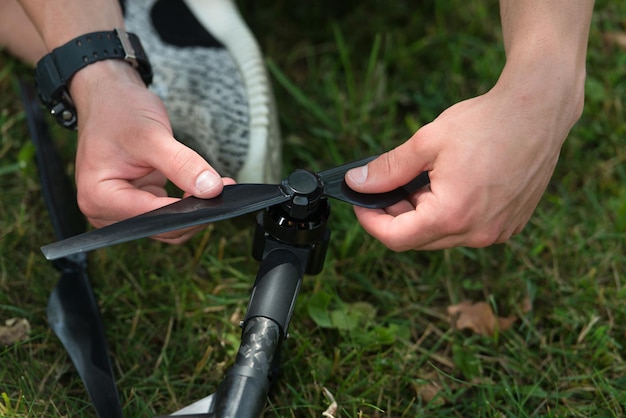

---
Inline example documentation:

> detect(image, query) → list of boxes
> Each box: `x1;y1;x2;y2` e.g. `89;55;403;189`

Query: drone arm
210;246;307;417
244;247;306;335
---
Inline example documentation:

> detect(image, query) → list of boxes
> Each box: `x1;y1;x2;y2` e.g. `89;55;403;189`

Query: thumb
345;138;432;193
148;135;224;198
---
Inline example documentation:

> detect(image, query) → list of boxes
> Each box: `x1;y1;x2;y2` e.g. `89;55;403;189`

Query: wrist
35;29;152;129
496;46;587;129
69;58;147;107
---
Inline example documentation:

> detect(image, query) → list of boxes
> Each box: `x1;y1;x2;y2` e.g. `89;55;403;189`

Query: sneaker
122;0;281;184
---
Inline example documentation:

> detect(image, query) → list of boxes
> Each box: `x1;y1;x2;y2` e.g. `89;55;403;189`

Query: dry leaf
447;301;516;337
0;318;31;345
321;386;338;418
415;381;443;404
412;370;447;406
604;32;626;49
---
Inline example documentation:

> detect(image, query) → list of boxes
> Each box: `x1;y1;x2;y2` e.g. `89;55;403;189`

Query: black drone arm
209;233;314;416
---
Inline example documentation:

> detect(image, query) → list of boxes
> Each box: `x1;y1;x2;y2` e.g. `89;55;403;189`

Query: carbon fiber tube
210;318;281;417
210;247;306;417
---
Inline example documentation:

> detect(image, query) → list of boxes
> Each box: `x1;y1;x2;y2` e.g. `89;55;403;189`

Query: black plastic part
41;184;290;260
259;198;330;244
42;154;430;261
20;80;124;418
210;317;282;417
47;266;124;418
252;202;331;275
318;157;431;208
19;81;85;241
244;248;305;335
279;170;324;219
209;258;302;418
208;208;328;417
211;367;271;418
35;30;152;129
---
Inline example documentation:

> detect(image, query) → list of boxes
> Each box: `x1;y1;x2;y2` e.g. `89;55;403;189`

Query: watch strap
35;29;153;129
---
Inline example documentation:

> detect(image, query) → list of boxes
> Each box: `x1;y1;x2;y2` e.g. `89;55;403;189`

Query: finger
150;224;206;244
382;199;416;217
345;130;436;194
87;175;237;242
130;170;169;197
351;182;431;251
84;184;205;243
354;204;466;251
383;185;431;216
144;133;225;199
352;181;469;251
124;176;238;243
83;183;180;228
356;189;527;251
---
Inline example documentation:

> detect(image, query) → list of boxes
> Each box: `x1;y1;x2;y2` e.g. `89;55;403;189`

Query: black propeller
41;157;430;261
20;81;124;418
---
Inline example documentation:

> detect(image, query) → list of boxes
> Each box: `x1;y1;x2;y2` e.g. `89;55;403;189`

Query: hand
70;60;232;244
345;70;584;251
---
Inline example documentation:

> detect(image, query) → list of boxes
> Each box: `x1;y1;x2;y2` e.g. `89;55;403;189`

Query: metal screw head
62;110;74;121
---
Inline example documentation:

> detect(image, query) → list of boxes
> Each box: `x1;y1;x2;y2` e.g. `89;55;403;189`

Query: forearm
500;0;594;67
497;0;594;132
16;0;125;50
15;1;143;115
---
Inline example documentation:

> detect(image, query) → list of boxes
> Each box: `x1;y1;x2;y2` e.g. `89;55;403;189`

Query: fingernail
195;170;221;194
347;165;368;185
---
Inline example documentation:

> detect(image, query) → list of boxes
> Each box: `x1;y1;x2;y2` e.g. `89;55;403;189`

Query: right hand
70;59;233;243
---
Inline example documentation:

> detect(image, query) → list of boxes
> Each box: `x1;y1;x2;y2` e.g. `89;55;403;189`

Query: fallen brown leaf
447;301;516;337
415;381;443;404
604;32;626;49
0;318;31;345
412;370;447;406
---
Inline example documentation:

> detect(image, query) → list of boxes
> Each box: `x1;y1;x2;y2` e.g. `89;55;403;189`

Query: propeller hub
280;170;324;219
286;170;319;195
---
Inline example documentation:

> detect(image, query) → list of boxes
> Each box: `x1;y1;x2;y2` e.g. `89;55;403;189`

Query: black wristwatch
35;28;153;130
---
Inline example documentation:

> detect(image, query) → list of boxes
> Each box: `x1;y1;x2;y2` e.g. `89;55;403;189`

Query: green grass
1;0;625;416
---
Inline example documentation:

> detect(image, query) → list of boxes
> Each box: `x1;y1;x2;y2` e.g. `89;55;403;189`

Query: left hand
345;72;583;251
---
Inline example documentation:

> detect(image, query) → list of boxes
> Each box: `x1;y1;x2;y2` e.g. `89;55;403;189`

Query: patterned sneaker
122;0;281;183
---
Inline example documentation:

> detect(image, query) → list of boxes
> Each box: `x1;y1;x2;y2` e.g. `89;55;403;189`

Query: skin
3;0;231;243
1;0;595;251
345;0;595;251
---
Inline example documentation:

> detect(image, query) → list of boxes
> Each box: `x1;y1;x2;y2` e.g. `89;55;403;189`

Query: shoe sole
183;0;282;184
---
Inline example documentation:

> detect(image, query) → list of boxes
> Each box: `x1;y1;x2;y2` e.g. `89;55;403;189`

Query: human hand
70;60;232;244
345;70;584;251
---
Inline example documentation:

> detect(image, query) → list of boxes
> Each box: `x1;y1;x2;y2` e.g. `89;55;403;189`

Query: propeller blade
317;156;430;208
42;154;430;261
21;80;124;418
48;262;124;418
42;184;289;260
